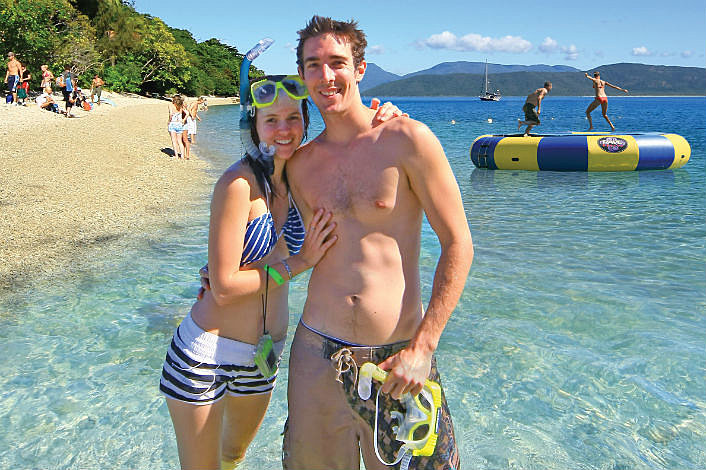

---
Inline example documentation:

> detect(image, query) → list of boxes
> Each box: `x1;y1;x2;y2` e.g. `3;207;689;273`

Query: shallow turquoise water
1;97;704;469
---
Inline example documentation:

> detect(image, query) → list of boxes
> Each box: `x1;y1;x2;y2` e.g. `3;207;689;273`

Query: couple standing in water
160;15;473;470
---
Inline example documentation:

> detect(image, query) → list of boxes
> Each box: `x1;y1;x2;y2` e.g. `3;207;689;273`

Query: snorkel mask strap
240;38;276;173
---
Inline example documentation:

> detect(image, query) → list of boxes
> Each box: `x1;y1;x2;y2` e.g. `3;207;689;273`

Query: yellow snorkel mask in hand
357;362;442;469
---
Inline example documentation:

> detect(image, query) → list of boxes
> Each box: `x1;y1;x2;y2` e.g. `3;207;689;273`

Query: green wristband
263;264;284;286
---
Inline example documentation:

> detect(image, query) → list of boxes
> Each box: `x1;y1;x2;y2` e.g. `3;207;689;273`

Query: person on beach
59;67;77;117
35;86;62;113
186;97;204;144
167;95;188;159
585;71;628;131
91;74;105;105
518;81;552;136
161;70;401;468
40;65;54;90
277;16;472;469
181;115;192;160
17;64;31;105
4;52;22;104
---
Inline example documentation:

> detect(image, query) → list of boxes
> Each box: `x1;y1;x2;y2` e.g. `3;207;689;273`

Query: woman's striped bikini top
240;182;305;266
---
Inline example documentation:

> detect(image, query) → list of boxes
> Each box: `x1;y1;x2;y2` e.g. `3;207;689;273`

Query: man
282;16;473;469
60;66;76;117
186;97;204;143
90;74;105;105
35;86;62;113
584;71;628;131
518;81;552;136
4;52;22;104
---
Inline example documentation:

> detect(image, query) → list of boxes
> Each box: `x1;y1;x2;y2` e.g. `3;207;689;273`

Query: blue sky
133;0;705;76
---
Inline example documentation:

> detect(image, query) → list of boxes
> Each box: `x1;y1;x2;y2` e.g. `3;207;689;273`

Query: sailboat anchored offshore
479;60;501;101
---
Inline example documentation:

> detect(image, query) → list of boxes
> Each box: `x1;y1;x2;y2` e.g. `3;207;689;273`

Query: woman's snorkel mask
239;38;309;174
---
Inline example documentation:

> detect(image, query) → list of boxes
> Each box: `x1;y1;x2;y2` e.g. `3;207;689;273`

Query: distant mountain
404;61;580;77
360;63;402;92
362;63;706;96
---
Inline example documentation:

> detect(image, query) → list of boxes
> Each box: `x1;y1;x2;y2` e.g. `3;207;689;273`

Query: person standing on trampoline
585;71;628;131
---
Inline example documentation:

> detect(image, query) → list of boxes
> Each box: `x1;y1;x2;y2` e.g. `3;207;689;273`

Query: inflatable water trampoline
470;133;690;171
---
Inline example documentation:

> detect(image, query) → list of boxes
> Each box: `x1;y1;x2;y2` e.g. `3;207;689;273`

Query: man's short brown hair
296;15;367;69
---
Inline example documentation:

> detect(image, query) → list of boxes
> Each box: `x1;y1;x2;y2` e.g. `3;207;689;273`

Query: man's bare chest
297;156;404;217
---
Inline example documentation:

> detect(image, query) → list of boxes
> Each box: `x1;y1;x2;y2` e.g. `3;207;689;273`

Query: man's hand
369;97;408;127
196;264;210;300
377;347;433;399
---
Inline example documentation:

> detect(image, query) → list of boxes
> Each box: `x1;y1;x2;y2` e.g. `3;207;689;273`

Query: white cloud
284;42;296;53
632;46;651;56
561;44;579;60
539;37;558;53
682;50;693;58
422;31;532;53
368;45;385;55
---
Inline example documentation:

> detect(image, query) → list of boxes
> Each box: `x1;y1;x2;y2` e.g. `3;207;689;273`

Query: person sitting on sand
35;86;62;114
167;95;188;159
518;81;552;136
585;71;628;131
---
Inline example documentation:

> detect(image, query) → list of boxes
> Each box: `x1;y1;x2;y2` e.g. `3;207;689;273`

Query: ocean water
1;96;704;469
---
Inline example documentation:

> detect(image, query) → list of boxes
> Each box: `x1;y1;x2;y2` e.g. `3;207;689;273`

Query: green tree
135;16;190;92
0;0;92;76
94;0;145;66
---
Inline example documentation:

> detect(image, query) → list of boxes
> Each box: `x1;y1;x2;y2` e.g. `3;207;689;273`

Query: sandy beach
0;92;233;292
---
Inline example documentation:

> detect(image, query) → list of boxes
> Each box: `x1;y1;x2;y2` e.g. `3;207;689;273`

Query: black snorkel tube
240;38;276;173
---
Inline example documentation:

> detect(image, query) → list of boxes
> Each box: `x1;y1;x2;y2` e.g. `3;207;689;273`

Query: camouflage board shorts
282;321;460;470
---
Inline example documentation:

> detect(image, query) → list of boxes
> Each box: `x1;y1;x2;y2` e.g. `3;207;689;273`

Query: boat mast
484;60;489;94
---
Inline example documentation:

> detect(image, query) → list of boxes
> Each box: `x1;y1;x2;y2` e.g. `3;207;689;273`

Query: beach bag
82;100;91;111
5;94;12;104
56;75;65;88
17;87;27;99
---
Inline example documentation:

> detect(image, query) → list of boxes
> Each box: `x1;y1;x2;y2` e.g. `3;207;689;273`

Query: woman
159;70;340;469
585;71;628;131
39;65;54;90
167;95;188;159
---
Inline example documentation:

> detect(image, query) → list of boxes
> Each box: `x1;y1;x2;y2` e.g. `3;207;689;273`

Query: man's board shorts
6;75;19;93
522;102;540;124
159;312;285;404
283;320;460;470
186;116;197;135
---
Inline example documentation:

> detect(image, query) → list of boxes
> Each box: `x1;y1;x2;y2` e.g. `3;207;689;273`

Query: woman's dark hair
244;78;310;197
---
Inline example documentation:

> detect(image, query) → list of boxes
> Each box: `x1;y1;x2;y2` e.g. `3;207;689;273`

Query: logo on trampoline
598;136;628;153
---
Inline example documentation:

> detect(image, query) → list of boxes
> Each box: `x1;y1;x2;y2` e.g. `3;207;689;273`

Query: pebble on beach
0;93;226;291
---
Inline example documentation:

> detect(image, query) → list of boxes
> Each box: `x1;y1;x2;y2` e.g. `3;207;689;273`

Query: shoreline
0;92;213;292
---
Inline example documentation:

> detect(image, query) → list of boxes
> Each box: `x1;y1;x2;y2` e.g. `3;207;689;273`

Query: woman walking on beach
167;95;188;159
585;71;628;131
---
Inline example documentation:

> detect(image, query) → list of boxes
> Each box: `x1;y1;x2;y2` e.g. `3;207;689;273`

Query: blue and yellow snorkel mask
357;362;442;470
239;40;309;174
